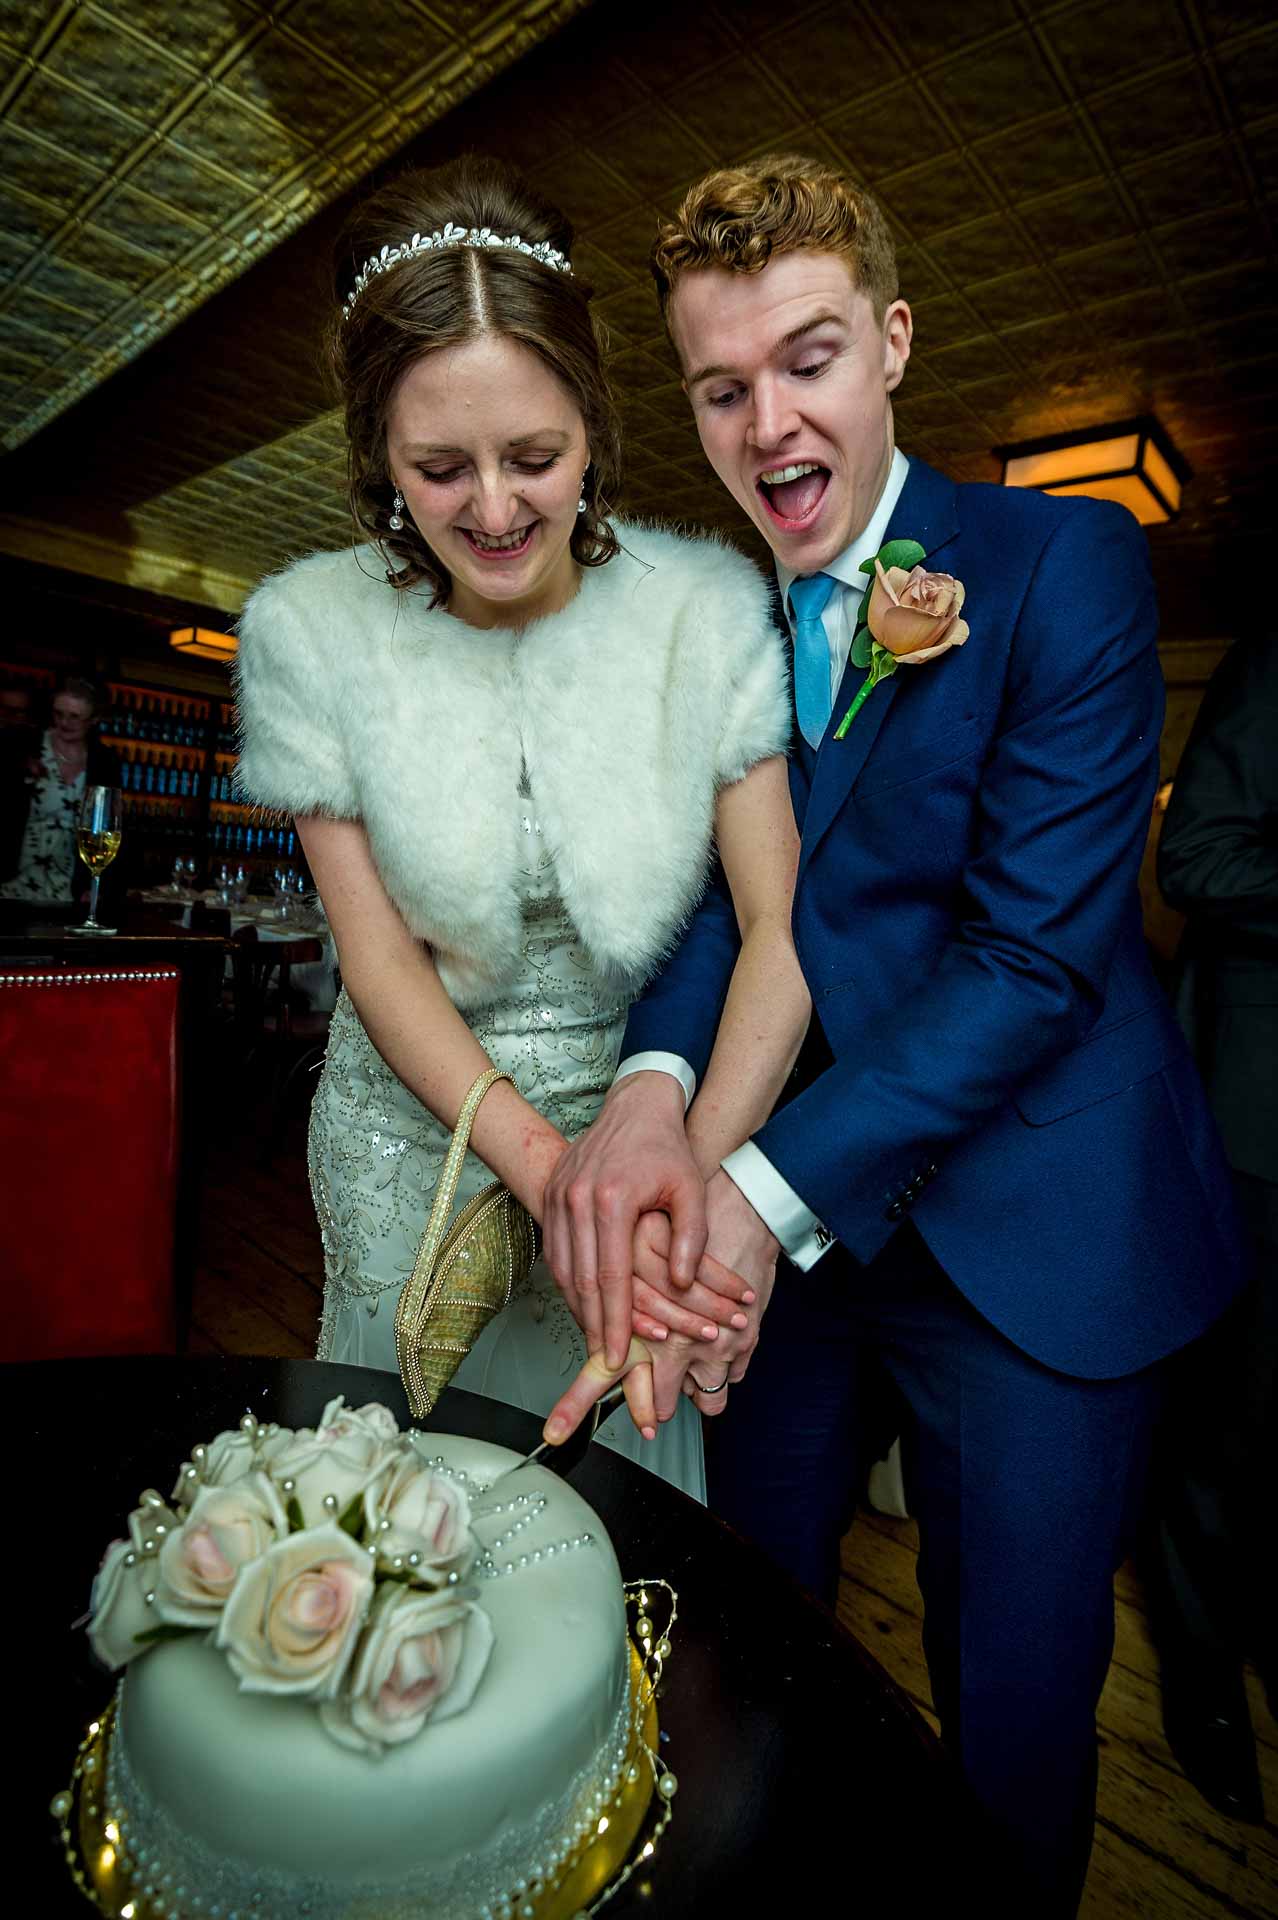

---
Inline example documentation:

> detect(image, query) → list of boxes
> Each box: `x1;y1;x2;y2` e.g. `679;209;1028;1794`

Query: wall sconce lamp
997;416;1187;525
169;627;237;662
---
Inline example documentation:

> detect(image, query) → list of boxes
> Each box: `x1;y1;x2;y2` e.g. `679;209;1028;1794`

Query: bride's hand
541;1326;715;1446
629;1209;754;1345
542;1337;657;1446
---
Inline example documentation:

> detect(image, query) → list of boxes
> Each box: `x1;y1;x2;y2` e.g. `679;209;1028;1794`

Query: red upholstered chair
0;963;182;1360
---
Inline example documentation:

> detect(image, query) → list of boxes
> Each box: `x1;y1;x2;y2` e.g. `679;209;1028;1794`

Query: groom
543;155;1246;1911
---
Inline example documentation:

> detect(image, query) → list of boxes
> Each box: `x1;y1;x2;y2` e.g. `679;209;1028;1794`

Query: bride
233;156;809;1498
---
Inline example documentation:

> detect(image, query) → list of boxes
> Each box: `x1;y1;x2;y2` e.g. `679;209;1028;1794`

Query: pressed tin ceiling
0;0;593;453
0;0;1274;613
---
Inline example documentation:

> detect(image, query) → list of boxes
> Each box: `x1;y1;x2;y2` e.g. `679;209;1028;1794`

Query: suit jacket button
885;1201;904;1222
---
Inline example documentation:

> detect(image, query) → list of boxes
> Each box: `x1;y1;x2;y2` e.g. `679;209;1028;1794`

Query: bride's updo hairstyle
330;154;622;602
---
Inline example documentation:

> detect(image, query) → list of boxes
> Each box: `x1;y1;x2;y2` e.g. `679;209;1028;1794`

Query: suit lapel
797;458;962;882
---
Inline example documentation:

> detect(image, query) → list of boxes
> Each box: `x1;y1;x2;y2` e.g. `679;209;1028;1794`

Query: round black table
21;1357;987;1914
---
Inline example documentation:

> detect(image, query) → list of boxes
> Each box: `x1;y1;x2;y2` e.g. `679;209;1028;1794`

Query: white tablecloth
237;913;338;1013
141;892;339;1011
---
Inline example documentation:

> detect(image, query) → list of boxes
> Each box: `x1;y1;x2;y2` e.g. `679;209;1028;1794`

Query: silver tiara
342;223;573;318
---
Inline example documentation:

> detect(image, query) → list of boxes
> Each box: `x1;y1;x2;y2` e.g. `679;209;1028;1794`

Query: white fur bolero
233;522;790;1009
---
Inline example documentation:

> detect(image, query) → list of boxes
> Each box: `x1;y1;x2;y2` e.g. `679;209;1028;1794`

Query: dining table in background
139;886;339;1010
20;1357;992;1917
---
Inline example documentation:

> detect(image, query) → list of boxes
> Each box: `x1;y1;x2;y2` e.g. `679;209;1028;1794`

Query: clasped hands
538;1075;780;1445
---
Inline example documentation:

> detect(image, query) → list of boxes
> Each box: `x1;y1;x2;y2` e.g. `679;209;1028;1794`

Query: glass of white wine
73;785;123;935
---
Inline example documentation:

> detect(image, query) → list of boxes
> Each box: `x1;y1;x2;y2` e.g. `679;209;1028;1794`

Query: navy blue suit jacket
624;457;1244;1380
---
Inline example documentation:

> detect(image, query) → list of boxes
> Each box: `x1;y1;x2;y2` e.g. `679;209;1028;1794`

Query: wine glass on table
73;785;123;936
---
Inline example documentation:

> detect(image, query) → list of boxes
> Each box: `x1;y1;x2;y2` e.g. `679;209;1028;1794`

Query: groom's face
671;250;911;572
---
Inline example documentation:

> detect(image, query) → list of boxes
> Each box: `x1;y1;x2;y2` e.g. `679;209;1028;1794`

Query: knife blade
486;1383;629;1490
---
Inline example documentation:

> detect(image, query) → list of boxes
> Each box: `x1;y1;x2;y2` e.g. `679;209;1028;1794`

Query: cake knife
487;1382;628;1489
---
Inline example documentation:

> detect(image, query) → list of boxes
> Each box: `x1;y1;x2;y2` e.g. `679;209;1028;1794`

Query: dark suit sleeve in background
1159;634;1278;1184
1158;634;1278;957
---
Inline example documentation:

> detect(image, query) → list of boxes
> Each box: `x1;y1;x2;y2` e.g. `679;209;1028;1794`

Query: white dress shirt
614;449;911;1269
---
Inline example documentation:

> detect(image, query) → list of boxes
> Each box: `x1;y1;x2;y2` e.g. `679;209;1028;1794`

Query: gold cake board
57;1641;664;1920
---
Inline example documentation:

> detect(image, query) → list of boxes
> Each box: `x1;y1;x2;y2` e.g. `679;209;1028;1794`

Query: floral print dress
0;732;82;902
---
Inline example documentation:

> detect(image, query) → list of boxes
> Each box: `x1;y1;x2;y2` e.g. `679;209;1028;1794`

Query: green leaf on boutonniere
851;622;873;669
336;1492;365;1540
286;1495;306;1533
132;1623;203;1647
877;537;926;574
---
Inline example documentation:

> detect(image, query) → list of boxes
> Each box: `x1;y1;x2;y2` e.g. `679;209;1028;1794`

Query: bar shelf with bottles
208;803;298;864
206;698;303;866
100;683;309;885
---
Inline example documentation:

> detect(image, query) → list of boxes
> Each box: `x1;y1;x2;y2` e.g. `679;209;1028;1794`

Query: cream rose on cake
268;1397;402;1526
89;1496;181;1668
321;1583;496;1755
89;1538;157;1670
363;1453;476;1581
126;1492;181;1552
215;1520;376;1698
170;1421;290;1505
156;1473;289;1625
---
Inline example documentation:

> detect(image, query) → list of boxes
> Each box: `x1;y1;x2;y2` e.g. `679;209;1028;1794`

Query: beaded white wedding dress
308;788;705;1499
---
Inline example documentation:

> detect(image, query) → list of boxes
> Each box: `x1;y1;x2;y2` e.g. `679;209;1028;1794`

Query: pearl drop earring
577;471;589;516
388;488;405;532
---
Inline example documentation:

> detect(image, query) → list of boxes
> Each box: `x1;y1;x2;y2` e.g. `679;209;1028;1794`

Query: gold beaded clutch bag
394;1066;539;1420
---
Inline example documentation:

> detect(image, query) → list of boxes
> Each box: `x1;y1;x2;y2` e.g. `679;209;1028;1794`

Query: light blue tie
788;572;838;748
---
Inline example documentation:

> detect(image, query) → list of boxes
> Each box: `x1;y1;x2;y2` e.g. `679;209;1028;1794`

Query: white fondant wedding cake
76;1400;658;1920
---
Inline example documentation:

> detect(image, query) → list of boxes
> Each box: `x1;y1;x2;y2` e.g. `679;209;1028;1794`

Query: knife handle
528;1382;629;1478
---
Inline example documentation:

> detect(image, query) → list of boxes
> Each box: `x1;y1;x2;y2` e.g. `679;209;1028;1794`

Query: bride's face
386;333;589;629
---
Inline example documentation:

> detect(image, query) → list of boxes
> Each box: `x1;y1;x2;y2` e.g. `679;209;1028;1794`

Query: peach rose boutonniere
833;538;969;739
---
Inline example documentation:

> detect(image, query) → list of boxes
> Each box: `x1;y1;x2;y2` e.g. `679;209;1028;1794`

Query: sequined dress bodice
303;786;722;1504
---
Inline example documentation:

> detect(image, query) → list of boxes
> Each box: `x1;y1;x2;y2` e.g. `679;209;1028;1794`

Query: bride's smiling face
386;333;589;629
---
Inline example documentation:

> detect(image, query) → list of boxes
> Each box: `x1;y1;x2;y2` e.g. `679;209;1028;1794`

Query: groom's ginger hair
651;154;899;326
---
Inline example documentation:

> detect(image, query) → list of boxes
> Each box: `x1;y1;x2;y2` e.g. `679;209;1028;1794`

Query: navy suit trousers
707;1225;1163;1917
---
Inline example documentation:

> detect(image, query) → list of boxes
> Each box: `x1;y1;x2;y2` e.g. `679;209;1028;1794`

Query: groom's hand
543;1072;707;1369
682;1170;780;1414
543;1175;780;1443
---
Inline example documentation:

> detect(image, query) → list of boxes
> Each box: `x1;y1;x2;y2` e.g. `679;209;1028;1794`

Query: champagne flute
73;785;123;935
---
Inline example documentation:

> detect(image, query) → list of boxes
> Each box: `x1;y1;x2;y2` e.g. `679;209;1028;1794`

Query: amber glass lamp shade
169;627;238;661
998;417;1186;526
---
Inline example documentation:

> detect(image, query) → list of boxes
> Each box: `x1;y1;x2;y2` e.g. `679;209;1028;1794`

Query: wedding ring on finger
689;1373;730;1395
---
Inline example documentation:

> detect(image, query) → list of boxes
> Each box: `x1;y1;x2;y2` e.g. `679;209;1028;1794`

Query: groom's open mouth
756;462;830;532
459;522;537;562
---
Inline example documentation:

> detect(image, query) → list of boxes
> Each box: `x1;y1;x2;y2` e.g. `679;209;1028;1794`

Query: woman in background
0;674;120;903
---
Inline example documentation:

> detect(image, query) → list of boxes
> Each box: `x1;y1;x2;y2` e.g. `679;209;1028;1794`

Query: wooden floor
191;1101;1278;1919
